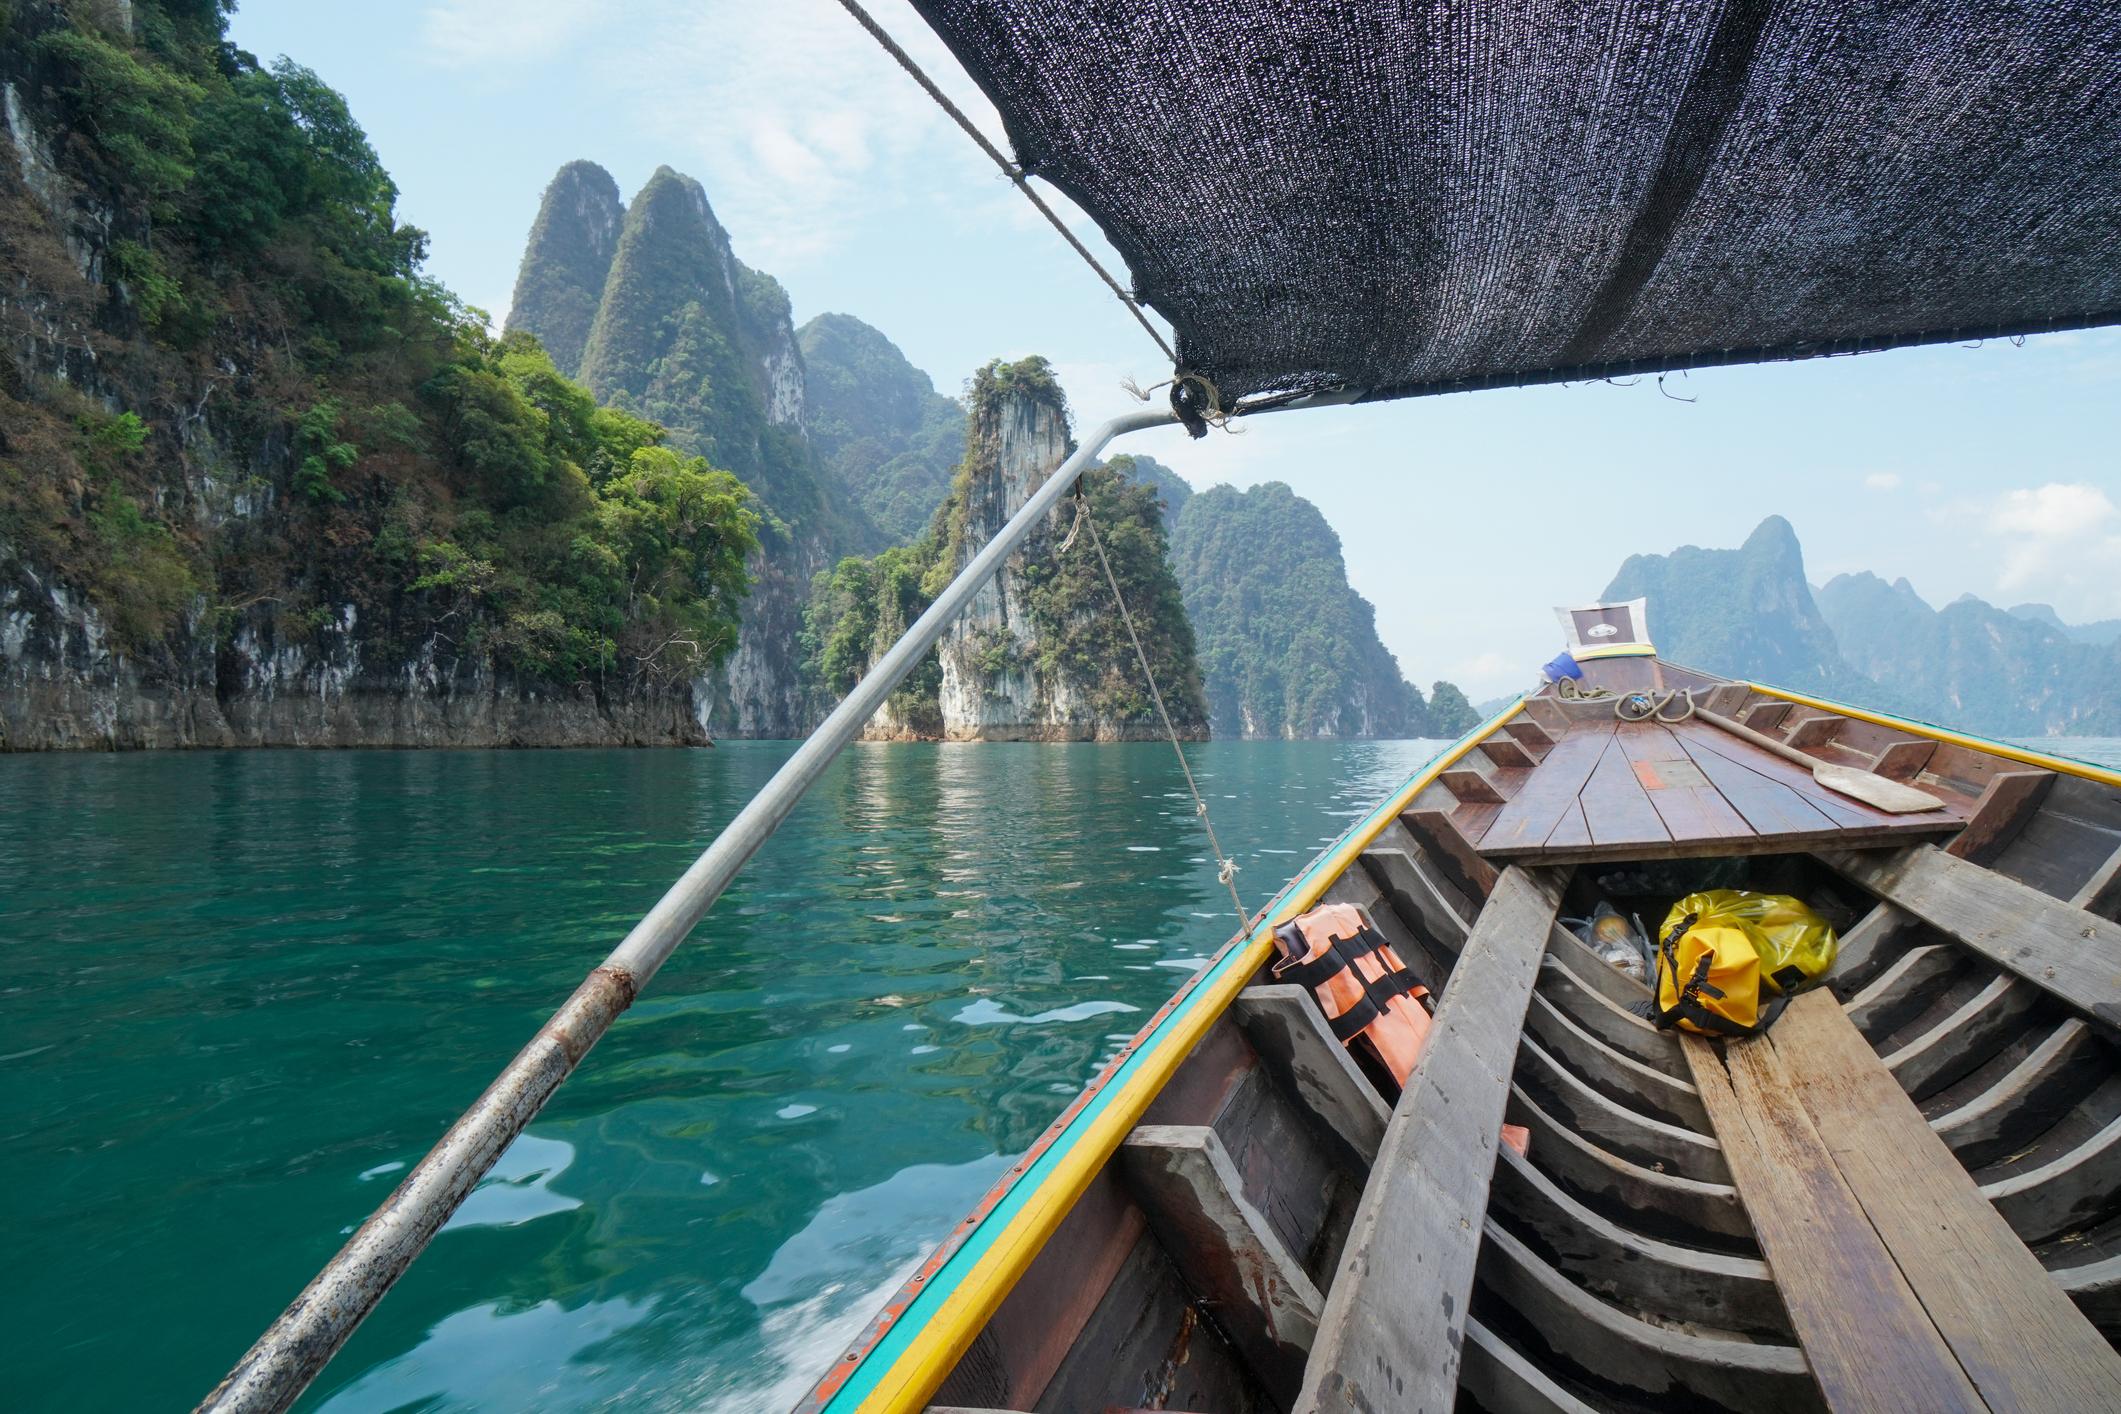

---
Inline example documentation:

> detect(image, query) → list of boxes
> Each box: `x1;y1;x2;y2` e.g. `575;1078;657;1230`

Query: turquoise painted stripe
820;714;1505;1411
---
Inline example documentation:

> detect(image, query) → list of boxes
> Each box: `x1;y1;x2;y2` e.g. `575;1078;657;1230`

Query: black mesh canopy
909;1;2121;408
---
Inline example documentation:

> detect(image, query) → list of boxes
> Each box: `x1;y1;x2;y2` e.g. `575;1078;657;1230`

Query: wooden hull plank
1488;1144;1788;1339
1844;943;1962;1042
1295;865;1568;1414
1614;721;1753;841
1772;990;2121;1409
1120;1124;1324;1406
1682;1020;1987;1413
1522;990;1707;1129
1472;1220;1820;1414
1984;1111;2121;1247
1480;724;1616;852
1930;1019;2105;1170
1819;844;2121;1027
1459;1317;1600;1414
1536;955;1686;1077
1504;1086;1754;1248
1516;1034;1727;1182
1882;974;2042;1100
1578;735;1673;849
1231;985;1389;1175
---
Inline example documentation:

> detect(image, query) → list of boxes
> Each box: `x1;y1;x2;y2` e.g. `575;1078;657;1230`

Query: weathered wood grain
1459;1317;1599;1414
1946;769;2055;865
1930;1019;2104;1169
1231;985;1388;1175
1819;844;2121;1027
1522;989;1706;1129
1472;1220;1820;1413
1516;1035;1726;1180
1614;721;1752;842
1488;1144;1787;1338
1882;974;2042;1099
1537;955;1685;1076
1984;1111;2121;1247
1772;989;2121;1408
1401;806;1499;902
1481;723;1616;852
1504;1085;1754;1248
1683;1026;1986;1412
1578;736;1674;848
1121;1124;1324;1406
1844;943;1962;1041
1295;865;1567;1414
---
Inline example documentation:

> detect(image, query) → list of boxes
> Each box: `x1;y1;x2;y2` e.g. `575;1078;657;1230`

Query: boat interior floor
914;665;2121;1413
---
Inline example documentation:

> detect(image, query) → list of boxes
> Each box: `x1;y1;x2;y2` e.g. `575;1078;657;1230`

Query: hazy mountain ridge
1604;519;2120;736
1166;480;1474;739
796;312;964;549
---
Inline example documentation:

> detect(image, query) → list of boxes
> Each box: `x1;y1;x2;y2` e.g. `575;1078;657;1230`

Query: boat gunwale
802;700;1528;1413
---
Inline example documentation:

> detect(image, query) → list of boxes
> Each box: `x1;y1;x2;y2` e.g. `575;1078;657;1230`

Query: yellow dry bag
1650;891;1838;1037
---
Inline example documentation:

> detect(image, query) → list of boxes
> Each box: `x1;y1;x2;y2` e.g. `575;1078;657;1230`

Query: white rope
1072;496;1253;936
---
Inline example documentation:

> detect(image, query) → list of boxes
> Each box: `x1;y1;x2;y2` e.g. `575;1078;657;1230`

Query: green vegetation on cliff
0;3;758;692
804;358;1206;735
505;160;624;376
797;312;963;547
1165;480;1446;738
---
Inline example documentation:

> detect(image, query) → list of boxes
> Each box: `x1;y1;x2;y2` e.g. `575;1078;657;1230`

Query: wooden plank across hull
1820;844;2121;1026
1769;991;2121;1409
1295;864;1569;1414
1684;1023;1987;1413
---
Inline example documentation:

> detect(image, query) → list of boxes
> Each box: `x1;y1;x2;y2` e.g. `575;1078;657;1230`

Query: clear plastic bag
1566;900;1650;983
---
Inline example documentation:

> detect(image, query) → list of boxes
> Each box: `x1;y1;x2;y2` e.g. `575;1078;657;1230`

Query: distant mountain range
1603;518;2121;736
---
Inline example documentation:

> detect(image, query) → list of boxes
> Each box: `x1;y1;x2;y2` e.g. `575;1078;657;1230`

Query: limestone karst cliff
1;4;757;748
806;359;1208;742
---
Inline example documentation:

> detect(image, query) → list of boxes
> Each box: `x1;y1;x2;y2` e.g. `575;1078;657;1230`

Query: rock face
797;312;963;548
1602;516;1861;695
934;366;1205;741
1601;519;2121;736
506;161;624;375
514;164;897;739
0;571;712;749
1818;572;2120;736
1165;479;1437;739
0;12;745;753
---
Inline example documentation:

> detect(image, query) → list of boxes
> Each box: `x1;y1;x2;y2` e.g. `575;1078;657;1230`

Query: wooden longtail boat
799;631;2121;1413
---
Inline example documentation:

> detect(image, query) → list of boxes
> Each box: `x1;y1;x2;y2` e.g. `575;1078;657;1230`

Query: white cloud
1863;471;1902;491
419;0;607;70
1976;482;2121;617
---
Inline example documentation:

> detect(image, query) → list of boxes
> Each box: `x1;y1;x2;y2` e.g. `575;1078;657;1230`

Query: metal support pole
195;406;1178;1414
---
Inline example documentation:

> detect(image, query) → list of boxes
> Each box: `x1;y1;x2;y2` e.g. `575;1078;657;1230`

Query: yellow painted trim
853;699;1526;1412
1572;642;1658;660
1745;682;2121;789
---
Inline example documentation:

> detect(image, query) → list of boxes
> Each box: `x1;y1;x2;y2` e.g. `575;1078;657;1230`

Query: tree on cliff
802;357;1207;738
1165;480;1436;738
0;4;759;716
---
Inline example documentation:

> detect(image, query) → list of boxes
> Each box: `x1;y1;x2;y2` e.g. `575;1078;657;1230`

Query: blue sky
230;0;2121;700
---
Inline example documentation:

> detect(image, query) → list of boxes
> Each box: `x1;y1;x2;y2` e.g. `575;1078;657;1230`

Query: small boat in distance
801;609;2121;1413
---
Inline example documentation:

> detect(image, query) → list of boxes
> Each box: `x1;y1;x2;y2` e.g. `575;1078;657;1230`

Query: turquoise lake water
2;739;1472;1411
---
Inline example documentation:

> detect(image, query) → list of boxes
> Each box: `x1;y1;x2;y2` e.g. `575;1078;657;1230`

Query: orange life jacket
1272;902;1530;1158
1271;902;1434;1084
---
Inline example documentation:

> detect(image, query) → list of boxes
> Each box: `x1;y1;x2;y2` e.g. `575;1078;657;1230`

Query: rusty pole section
195;406;1183;1414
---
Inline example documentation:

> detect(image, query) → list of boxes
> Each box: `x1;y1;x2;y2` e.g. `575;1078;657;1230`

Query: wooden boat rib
799;649;2121;1414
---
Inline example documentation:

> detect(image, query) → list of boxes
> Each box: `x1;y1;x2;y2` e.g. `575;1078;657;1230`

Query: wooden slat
1232;985;1389;1173
1545;800;1592;849
1483;736;1539;770
1682;719;1968;834
1442;766;1508;804
1784;713;1842;749
1520;698;1569;736
1673;726;1843;836
1578;735;1674;848
1739;700;1793;732
1295;865;1568;1414
1480;721;1616;852
1701;683;1751;715
1683;1030;1986;1412
2075;842;2121;918
1402;806;1499;901
1844;943;1961;1042
1931;1019;2104;1169
1772;990;2121;1407
1460;1318;1600;1414
1121;1124;1324;1406
1614;721;1752;842
1946;770;2055;864
1820;844;2121;1025
1827;902;1925;996
1507;718;1557;753
1872;738;1937;783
